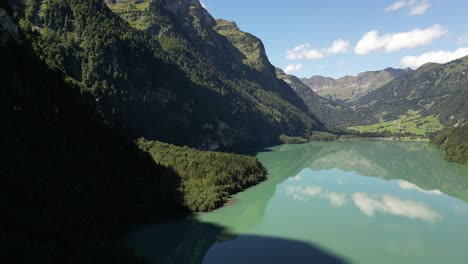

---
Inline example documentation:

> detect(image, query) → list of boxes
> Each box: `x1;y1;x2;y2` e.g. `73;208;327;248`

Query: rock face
301;68;411;104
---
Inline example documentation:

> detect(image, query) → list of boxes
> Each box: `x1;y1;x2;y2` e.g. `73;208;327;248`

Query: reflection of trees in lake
307;141;468;202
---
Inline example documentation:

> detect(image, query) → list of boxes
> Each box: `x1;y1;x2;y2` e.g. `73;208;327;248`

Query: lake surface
128;141;468;264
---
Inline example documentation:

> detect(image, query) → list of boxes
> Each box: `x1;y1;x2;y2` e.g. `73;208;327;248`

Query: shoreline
337;136;429;142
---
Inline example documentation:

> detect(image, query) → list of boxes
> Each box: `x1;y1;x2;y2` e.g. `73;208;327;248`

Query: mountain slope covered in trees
290;56;468;129
15;0;321;152
276;68;372;127
42;0;320;150
431;125;468;164
1;6;181;261
352;57;468;127
0;1;283;262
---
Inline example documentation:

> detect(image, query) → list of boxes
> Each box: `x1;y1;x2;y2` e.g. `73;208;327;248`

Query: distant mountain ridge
284;58;468;128
276;68;369;127
353;56;468;127
301;68;412;104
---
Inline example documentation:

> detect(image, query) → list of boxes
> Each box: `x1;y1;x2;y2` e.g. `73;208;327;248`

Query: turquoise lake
128;141;468;264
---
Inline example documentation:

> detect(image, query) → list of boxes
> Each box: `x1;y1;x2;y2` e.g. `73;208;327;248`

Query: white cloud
326;192;347;207
286;39;350;60
384;0;430;15
284;64;303;74
286;185;322;197
327;39;350;55
385;0;416;12
458;34;468;45
352;192;441;222
398;180;442;195
354;25;447;55
286;44;324;60
410;0;430;15
285;185;347;207
400;47;468;68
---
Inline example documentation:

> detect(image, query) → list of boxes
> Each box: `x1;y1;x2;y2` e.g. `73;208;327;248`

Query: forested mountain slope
431;125;468;164
1;1;284;262
1;5;182;261
11;0;321;152
276;68;371;127
353;56;468;127
291;57;468;129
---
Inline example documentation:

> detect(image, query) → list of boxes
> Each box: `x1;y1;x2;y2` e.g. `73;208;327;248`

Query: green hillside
349;110;444;136
276;68;371;127
12;0;321;153
431;125;468;164
0;1;292;262
353;56;468;127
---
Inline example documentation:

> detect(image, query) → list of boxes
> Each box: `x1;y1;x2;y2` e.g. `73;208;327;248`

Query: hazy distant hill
276;68;370;127
301;68;411;104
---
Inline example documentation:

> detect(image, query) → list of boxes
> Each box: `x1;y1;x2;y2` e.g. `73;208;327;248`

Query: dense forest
1;5;180;262
2;0;468;263
138;140;266;211
0;1;269;262
10;0;322;152
431;126;468;164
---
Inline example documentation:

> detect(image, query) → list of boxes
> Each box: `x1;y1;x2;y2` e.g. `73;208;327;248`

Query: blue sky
201;0;468;78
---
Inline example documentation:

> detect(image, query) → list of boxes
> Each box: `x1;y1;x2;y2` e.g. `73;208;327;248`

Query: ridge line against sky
202;0;467;78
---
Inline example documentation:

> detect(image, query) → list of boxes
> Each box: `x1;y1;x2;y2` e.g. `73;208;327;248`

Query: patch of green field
349;111;445;136
106;0;151;30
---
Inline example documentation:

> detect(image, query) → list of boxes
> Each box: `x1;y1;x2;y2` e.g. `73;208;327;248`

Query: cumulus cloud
352;193;441;222
327;39;350;55
400;47;468;68
286;44;324;60
385;0;430;15
409;0;431;15
398;180;443;195
385;0;416;12
354;25;447;55
284;64;303;74
286;39;350;60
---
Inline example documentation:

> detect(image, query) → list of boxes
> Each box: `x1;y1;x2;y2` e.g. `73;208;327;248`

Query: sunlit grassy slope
106;0;151;30
349;110;444;136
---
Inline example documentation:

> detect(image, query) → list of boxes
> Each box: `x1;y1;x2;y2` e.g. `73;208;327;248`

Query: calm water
128;141;468;264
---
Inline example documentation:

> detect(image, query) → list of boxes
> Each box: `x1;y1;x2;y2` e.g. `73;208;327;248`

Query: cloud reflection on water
284;172;442;222
352;192;441;223
397;180;443;195
285;185;347;207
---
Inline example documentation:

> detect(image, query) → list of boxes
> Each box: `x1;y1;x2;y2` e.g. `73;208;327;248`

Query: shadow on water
127;143;348;263
128;140;468;264
128;219;348;264
204;235;348;264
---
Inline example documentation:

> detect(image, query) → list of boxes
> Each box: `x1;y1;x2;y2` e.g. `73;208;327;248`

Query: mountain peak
301;68;410;103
